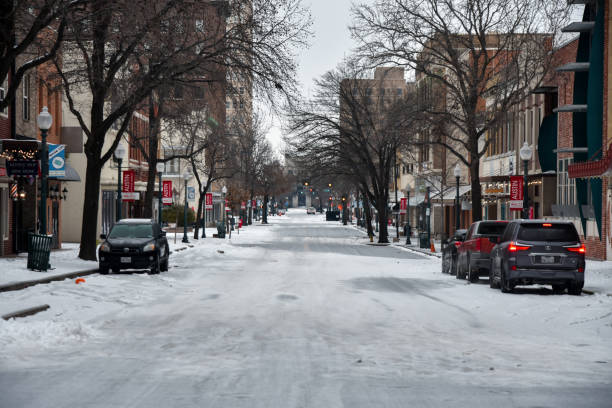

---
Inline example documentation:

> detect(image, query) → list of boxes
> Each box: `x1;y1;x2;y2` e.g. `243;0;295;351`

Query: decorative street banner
187;186;195;201
48;144;65;177
205;193;213;210
400;197;407;215
122;169;137;201
252;199;256;208
241;201;246;210
162;180;173;205
509;176;523;210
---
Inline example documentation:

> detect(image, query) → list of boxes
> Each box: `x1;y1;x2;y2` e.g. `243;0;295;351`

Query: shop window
557;158;575;205
0;78;7;115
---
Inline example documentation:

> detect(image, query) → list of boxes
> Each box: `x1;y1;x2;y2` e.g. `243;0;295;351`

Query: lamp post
520;142;533;219
454;163;461;231
182;167;192;243
156;162;164;225
37;107;52;235
202;187;207;238
221;185;227;235
114;143;127;222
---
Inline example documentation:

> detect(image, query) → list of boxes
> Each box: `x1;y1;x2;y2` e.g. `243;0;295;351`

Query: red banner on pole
122;170;136;201
162;180;172;205
509;176;523;210
252;199;256;208
241;201;246;210
400;197;407;214
205;193;213;210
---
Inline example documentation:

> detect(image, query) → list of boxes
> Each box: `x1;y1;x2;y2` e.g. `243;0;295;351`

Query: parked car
456;220;508;282
98;219;170;275
307;207;316;215
441;229;467;275
326;210;340;221
489;220;585;295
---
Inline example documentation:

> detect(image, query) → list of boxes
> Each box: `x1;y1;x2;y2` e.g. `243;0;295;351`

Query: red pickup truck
456;220;508;282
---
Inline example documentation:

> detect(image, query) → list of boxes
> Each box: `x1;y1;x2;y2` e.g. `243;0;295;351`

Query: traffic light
329;196;332;200
342;197;346;201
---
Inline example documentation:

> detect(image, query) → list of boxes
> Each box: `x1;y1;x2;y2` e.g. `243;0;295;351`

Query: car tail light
542;223;552;227
454;241;462;248
475;238;482;251
578;267;584;273
511;265;517;270
564;244;586;254
509;242;532;252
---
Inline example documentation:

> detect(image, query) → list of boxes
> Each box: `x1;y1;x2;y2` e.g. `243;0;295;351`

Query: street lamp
182;167;192;243
519;141;533;219
156;162;165;225
37;107;52;235
454;163;461;231
221;185;227;235
114;143;127;222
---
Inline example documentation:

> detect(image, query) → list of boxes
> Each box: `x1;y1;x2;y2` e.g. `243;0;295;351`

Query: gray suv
489;220;585;295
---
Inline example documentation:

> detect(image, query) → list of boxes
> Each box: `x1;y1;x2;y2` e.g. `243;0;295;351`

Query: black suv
489;220;585;295
98;219;170;275
326;210;340;221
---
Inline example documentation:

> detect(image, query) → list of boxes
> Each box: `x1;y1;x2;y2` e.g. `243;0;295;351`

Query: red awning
568;144;612;179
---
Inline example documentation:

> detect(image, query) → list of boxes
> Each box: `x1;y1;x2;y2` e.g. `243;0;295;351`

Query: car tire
149;253;160;275
489;266;499;289
500;266;513;293
552;284;566;294
160;258;169;272
112;267;119;274
568;282;583;296
456;257;465;279
100;266;109;275
467;257;478;283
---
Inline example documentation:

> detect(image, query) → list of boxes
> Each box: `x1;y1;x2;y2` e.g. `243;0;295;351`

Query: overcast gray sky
267;0;367;152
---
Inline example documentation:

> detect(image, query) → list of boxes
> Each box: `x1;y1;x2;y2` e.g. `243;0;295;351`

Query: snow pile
0;319;96;350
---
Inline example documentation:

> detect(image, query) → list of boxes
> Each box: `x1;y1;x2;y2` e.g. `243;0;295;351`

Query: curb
0;269;99;293
2;304;50;320
396;245;442;258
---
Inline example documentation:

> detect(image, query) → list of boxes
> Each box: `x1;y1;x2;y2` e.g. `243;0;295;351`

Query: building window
0;78;6;115
557;158;575;205
239;101;244;109
396;88;402;96
195;19;204;32
194;87;204;99
226;100;230;109
23;74;30;121
239;87;245;95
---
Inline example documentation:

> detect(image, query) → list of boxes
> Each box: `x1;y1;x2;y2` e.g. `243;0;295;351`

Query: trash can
419;232;429;249
216;223;226;238
27;232;52;271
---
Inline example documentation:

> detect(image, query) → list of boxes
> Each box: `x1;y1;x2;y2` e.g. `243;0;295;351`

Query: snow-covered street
1;209;611;407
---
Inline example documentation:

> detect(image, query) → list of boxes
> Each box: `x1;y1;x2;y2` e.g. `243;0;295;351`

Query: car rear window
517;224;579;242
477;223;507;236
109;224;154;239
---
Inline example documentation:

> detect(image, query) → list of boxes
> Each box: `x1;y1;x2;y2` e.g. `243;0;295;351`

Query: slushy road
1;210;611;407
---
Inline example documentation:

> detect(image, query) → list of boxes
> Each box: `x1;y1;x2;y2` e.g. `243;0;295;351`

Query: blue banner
48;144;65;177
187;186;195;201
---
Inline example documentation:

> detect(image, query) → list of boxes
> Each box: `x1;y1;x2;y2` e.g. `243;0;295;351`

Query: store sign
205;193;213;209
6;160;38;176
509;176;523;210
122;169;136;201
400;198;407;214
162;180;173;205
485;187;504;194
48;144;65;177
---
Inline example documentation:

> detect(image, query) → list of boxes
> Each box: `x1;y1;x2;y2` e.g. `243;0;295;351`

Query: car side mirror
99;234;106;240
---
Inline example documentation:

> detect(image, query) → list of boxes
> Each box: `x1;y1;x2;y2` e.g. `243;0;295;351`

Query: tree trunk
142;98;159;219
248;190;253;225
376;199;389;244
193;192;204;239
470;157;482;222
363;191;374;237
78;158;103;260
262;194;268;224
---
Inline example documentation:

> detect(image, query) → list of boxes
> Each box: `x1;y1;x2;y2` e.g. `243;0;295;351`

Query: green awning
537;113;557;172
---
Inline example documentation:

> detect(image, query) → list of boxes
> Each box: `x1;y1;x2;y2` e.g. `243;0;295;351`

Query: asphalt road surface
2;211;611;407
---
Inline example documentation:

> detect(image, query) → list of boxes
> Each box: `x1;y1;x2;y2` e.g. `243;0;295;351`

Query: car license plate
120;257;131;263
540;256;555;264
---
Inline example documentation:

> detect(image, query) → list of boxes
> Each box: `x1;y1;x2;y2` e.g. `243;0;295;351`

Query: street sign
205;193;213;209
510;176;523;210
162;180;173;205
122;170;136;201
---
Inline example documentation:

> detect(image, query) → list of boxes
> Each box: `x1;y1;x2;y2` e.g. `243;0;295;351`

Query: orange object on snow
430;242;436;253
75;278;86;284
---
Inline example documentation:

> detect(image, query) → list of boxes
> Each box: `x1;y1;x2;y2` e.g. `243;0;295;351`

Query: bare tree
55;0;311;260
351;0;568;222
289;63;418;243
0;0;91;111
